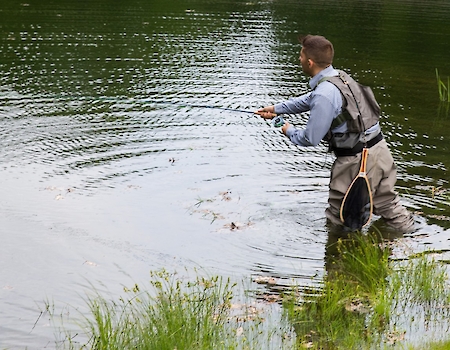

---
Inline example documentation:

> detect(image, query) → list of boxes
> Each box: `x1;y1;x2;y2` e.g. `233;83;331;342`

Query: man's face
299;48;312;76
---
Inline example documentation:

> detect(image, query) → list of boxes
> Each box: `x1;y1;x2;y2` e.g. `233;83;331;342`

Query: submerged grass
283;232;450;349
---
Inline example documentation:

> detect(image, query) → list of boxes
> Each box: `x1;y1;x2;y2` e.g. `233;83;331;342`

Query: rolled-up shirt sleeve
274;92;312;114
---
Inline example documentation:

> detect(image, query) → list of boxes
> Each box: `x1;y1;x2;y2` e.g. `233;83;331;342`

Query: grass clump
283;232;450;349
56;269;295;350
77;271;232;349
436;68;450;102
283;233;392;349
47;236;450;349
420;340;450;350
70;270;235;349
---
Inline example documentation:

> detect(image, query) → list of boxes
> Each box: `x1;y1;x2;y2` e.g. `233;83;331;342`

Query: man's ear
308;59;313;67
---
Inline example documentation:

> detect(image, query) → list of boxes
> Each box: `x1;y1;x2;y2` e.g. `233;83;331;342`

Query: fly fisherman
255;34;414;233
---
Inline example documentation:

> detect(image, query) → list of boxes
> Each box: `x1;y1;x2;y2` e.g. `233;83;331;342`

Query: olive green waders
325;139;415;233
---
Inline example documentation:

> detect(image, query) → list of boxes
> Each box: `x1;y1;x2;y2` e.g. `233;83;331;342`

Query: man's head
299;35;334;76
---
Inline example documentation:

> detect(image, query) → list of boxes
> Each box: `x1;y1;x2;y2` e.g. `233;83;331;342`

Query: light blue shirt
274;65;379;147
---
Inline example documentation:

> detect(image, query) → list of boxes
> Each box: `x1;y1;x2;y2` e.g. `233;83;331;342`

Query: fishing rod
0;93;286;126
144;100;256;114
145;101;286;126
147;100;286;126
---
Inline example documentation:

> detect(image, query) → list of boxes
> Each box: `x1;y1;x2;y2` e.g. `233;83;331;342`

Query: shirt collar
309;65;338;89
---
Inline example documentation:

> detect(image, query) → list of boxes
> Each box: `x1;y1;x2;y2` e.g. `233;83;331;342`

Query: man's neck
311;64;331;77
309;65;335;89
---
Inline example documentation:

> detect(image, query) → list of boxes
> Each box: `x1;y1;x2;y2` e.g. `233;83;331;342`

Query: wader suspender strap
336;72;367;144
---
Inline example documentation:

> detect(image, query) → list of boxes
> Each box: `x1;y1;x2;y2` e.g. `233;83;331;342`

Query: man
255;34;414;233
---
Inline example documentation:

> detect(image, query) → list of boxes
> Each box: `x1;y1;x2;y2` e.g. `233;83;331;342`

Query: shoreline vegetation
436;68;450;103
436;69;449;117
283;232;450;349
46;232;450;350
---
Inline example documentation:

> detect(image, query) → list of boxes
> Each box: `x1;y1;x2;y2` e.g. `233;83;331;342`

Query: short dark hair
300;35;334;68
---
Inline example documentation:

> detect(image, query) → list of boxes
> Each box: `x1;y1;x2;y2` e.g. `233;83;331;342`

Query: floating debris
253;276;278;285
236;327;244;337
259;293;281;303
230;303;262;322
230;221;239;230
192;208;224;223
386;330;406;345
415;185;447;198
223;221;253;231
190;190;250;227
301;341;314;349
428;214;450;221
343;297;370;314
219;190;232;201
45;186;75;199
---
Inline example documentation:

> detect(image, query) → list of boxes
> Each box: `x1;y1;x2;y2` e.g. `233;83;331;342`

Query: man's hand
255;106;277;119
281;122;291;135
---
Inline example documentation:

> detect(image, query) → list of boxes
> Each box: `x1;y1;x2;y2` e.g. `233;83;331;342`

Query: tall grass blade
436;68;449;102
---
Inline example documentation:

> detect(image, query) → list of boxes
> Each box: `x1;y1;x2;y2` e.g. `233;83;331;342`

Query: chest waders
320;70;382;229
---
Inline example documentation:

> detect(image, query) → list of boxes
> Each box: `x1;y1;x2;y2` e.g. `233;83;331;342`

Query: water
1;0;450;348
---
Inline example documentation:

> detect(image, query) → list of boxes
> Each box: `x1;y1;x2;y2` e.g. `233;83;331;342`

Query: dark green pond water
1;0;450;347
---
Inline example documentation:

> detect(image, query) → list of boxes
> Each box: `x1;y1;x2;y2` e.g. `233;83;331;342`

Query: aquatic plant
283;232;450;349
45;238;450;349
435;68;450;102
421;340;450;350
51;269;295;350
283;233;390;349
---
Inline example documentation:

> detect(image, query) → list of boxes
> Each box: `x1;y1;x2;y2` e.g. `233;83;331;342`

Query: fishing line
0;94;257;115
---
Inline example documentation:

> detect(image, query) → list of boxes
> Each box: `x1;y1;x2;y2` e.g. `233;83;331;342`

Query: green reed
53;269;295;350
283;232;450;350
46;237;450;349
436;68;450;102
